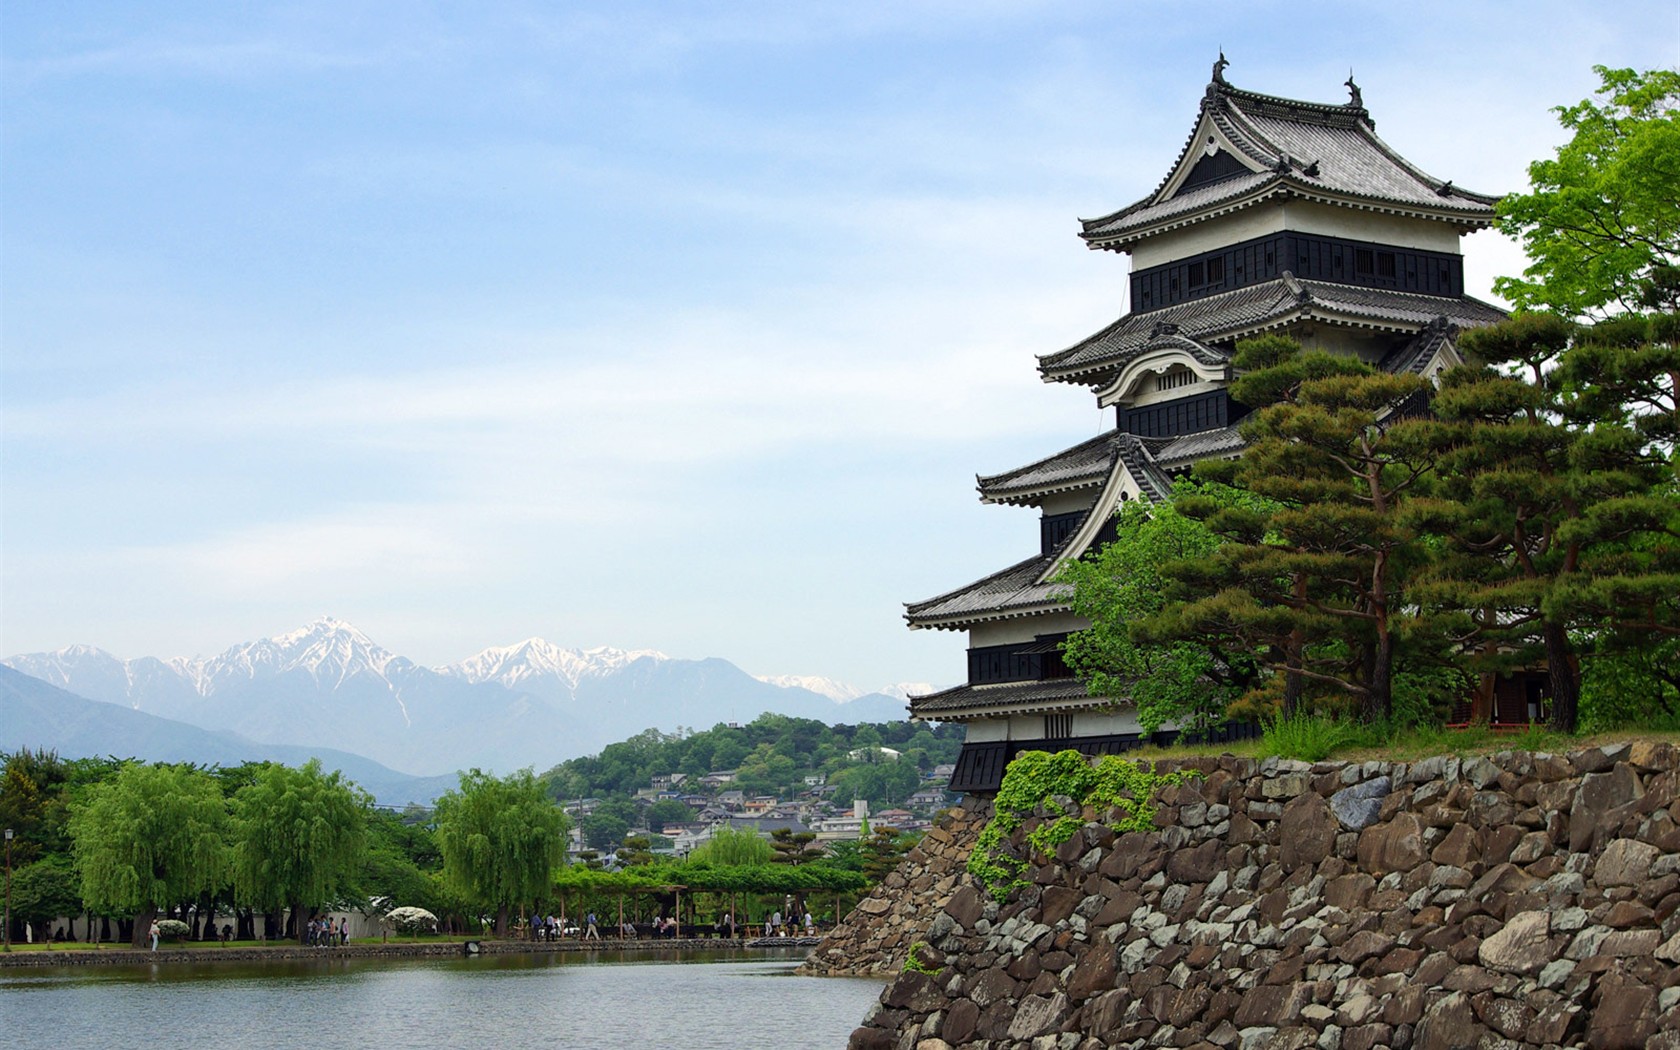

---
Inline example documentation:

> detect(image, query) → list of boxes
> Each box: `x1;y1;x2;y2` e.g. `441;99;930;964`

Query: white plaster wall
1037;490;1099;517
964;719;1008;742
1284;201;1463;253
1131;205;1286;268
1129;200;1463;269
967;612;1087;649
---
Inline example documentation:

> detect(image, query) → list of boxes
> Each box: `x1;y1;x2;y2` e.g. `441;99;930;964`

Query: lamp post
4;828;13;952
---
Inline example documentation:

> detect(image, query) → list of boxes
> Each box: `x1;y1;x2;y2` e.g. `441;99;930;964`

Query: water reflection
0;949;885;1050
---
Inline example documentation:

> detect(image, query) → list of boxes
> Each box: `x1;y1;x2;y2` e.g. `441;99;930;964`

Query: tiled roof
908;678;1116;718
977;430;1123;504
1115;435;1174;502
1154;424;1246;468
904;553;1070;629
1378;314;1459;375
1039;276;1506;384
1080;75;1498;250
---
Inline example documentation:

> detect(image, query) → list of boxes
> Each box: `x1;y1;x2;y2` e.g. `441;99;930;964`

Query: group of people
306;917;348;947
762;909;816;938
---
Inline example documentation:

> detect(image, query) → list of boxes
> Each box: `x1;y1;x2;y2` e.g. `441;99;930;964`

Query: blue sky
4;2;1677;691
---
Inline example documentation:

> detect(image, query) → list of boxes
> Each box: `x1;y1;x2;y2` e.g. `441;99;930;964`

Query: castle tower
906;60;1506;794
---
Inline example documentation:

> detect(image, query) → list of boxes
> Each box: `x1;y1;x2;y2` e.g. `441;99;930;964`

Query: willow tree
688;825;772;866
434;769;568;938
231;760;370;941
68;763;229;947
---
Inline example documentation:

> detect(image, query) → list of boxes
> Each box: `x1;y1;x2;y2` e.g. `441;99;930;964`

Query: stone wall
800;799;990;977
847;743;1680;1050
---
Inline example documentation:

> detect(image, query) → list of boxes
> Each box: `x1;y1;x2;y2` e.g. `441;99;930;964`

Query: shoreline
0;935;824;969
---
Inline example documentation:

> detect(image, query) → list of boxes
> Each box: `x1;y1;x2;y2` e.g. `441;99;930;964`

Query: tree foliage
688;825;772;866
1494;66;1680;317
1058;481;1261;733
434;768;568;936
230;760;370;932
67;763;230;945
1150;336;1440;722
1410;314;1675;731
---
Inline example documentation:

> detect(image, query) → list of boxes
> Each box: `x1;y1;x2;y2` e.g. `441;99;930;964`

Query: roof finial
1344;69;1363;109
1212;50;1229;87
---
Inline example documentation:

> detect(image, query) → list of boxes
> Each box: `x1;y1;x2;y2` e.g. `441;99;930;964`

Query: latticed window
1044;712;1073;739
1158;368;1196;391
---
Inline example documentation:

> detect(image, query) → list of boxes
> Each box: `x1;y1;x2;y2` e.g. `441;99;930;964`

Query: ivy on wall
966;750;1197;901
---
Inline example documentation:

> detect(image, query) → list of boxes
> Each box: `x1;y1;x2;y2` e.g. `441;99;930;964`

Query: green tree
688;825;772;866
1494;66;1680;317
769;827;820;866
0;749;74;870
580;812;631;852
1059;482;1261;733
68;763;230;948
1161;335;1438;722
230;760;370;941
859;826;911;884
11;855;82;943
644;799;695;829
434;769;569;938
1414;314;1674;732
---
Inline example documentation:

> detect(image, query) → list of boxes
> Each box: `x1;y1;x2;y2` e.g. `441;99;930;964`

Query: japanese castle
906;59;1507;795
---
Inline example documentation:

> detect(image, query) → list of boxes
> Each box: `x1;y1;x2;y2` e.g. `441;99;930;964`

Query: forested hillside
540;713;963;805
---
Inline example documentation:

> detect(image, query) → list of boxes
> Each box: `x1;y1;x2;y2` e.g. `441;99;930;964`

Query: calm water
0;948;885;1050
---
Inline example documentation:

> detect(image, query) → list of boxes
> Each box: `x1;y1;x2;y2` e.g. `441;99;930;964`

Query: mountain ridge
3;617;924;775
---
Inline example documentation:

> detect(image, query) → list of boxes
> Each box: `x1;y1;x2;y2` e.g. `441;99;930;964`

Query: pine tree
1160;335;1438;722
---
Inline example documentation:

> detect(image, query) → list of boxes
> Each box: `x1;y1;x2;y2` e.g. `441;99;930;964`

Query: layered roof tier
1039;275;1506;387
1079;63;1498;253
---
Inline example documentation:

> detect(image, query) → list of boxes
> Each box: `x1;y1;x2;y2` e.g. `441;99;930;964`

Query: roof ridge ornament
1206;50;1230;100
1149;320;1181;339
1345;71;1363;109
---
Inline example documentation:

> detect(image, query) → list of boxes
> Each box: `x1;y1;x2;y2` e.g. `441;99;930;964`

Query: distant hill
4;617;926;774
0;665;458;806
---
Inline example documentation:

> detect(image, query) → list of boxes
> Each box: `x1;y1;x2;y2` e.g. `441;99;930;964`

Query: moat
0;948;885;1050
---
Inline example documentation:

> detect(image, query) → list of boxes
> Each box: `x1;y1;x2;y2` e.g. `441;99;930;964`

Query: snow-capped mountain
754;673;868;702
4;618;918;775
752;675;939;704
440;639;670;701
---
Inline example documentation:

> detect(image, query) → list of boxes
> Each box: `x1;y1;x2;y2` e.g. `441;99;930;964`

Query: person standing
149;920;160;952
585;912;599;941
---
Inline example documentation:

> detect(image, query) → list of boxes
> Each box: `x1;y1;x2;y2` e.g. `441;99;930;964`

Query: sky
3;2;1677;693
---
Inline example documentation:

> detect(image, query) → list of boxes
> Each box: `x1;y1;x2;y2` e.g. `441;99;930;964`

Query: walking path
0;936;816;969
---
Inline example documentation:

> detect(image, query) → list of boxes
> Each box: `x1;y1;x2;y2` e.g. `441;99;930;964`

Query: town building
907;58;1506;795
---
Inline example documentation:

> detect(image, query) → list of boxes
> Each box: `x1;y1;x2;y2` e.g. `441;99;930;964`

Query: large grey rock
1330;776;1391;831
1281;792;1339;870
1479;910;1553;975
1006;992;1069;1040
1356;812;1425;874
1413;991;1484;1050
1594;838;1660;886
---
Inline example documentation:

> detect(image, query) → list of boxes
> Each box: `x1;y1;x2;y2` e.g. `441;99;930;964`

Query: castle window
1188;261;1206;287
1044;713;1073;739
1354;249;1375;275
1377;252;1396;277
1206;257;1225;282
1158;368;1196;391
